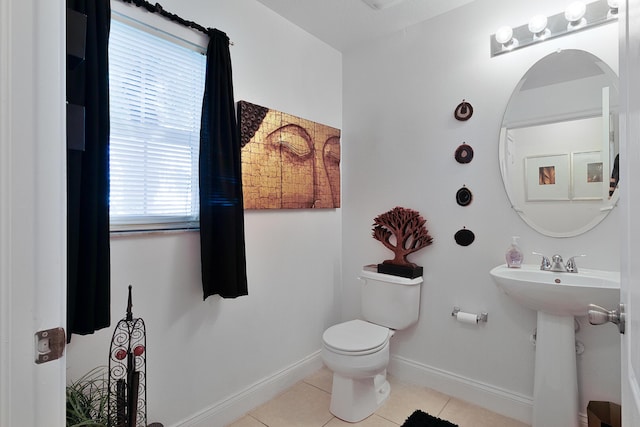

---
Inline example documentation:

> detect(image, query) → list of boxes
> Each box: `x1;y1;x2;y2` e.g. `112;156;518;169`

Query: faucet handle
532;252;551;270
565;254;586;273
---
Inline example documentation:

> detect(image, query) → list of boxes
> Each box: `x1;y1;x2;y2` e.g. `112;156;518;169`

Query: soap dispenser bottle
505;236;523;268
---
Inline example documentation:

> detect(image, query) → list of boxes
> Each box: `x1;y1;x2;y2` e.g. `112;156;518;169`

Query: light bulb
528;15;549;40
608;0;619;18
565;1;586;21
495;26;513;45
528;15;548;34
565;1;587;30
494;26;518;51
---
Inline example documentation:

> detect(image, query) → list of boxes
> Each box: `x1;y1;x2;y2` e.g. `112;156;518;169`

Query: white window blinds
108;19;206;231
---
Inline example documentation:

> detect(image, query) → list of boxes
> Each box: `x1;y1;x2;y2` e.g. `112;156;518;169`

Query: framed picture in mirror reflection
525;154;570;201
571;151;604;200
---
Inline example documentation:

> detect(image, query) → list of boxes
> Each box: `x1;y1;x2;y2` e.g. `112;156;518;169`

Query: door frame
620;0;640;424
0;1;67;426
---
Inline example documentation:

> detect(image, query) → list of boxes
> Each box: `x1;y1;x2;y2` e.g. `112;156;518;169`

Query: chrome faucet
550;254;567;272
533;252;585;273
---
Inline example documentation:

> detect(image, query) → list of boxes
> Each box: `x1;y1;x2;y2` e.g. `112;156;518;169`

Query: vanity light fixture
565;1;587;30
490;0;618;57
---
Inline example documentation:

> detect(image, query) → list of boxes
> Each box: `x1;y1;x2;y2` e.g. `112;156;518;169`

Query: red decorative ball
133;345;145;356
115;349;127;360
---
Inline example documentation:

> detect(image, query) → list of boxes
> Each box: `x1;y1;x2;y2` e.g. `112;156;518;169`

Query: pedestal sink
490;264;620;427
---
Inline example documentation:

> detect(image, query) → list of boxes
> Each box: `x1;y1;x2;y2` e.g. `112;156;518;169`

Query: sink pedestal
533;312;579;427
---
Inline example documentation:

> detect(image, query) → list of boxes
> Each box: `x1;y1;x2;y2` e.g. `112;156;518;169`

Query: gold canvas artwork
238;101;341;209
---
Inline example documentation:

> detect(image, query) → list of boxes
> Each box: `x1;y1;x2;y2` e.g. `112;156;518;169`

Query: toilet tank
359;267;423;330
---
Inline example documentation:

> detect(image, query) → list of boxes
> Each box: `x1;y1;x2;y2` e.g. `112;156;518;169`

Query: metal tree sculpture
372;207;433;267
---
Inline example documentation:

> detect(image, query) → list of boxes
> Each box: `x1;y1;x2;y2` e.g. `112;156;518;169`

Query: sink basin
490;264;620;316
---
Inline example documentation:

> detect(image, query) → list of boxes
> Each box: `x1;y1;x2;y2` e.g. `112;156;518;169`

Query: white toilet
321;267;423;422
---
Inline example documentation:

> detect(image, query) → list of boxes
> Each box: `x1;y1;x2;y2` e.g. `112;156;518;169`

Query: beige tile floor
227;367;530;427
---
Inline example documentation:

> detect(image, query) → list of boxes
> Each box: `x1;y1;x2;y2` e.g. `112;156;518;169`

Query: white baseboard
389;355;590;427
389;354;534;425
579;412;588;427
172;350;323;427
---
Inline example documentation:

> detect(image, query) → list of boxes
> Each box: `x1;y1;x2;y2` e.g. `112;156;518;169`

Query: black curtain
199;29;248;299
67;0;111;338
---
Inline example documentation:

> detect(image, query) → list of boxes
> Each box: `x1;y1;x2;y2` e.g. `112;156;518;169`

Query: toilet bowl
321;268;423;422
322;319;395;422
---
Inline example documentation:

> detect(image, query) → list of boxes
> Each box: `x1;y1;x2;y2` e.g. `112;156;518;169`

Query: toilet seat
322;319;391;356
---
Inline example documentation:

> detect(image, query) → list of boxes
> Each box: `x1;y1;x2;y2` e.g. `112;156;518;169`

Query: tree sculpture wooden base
372;207;433;278
377;262;423;279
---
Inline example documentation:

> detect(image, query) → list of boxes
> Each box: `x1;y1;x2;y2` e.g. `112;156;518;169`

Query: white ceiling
255;0;476;52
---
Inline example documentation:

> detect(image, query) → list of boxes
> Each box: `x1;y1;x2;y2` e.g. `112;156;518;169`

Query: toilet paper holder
452;306;488;323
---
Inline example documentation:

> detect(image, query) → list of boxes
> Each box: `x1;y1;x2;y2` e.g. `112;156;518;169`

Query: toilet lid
322;319;390;354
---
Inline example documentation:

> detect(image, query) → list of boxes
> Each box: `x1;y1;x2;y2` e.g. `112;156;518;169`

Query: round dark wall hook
455;143;474;164
454;227;475;246
456;186;473;206
454;100;474;121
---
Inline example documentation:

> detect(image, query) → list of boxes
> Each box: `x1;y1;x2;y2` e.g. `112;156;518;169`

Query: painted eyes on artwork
268;124;313;159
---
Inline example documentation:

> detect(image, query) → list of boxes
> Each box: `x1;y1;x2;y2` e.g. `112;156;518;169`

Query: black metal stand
108;286;147;427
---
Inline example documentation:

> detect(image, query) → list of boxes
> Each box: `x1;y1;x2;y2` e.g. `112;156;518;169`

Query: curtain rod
118;0;234;45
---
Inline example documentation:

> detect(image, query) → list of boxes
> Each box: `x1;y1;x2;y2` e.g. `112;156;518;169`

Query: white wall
342;0;621;423
65;1;342;426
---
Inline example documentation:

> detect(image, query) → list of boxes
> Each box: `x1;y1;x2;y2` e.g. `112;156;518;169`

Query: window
108;18;206;231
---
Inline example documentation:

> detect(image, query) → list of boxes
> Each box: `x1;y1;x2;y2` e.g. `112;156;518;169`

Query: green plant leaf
66;366;109;427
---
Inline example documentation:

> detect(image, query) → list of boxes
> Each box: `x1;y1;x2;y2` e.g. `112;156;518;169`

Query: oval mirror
499;49;619;237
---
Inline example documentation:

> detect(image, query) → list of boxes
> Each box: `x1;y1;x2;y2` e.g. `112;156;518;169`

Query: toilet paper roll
456;311;478;324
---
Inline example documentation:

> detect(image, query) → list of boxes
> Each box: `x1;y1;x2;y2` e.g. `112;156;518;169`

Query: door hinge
34;327;66;364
